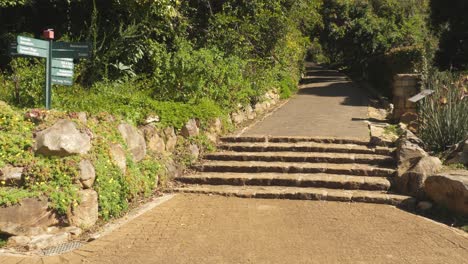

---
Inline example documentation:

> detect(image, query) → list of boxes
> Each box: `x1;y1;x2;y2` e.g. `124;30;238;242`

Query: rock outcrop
425;170;468;216
79;160;96;189
118;123;147;162
0;166;23;186
34;119;91;156
109;143;127;173
180;119;200;138
68;190;99;229
140;125;166;154
0;198;59;229
394;129;442;198
163;127;178;153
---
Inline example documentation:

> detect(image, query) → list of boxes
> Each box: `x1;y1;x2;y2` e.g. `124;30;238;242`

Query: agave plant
418;71;468;152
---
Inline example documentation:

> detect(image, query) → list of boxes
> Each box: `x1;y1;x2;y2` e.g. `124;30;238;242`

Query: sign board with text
10;34;92;109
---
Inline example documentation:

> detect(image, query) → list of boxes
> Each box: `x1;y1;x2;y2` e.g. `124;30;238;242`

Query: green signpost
10;31;92;109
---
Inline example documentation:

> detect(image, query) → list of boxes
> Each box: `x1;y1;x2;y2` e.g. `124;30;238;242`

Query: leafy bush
418;71;468;152
150;40;252;108
366;46;424;97
0;57;44;108
319;0;433;92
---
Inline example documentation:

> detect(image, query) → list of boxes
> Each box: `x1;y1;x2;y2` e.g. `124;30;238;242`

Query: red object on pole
43;29;54;40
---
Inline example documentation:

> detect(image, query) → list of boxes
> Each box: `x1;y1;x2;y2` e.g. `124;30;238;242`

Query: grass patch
383;125;403;137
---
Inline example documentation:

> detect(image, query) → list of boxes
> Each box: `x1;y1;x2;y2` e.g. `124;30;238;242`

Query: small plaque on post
408;89;435;103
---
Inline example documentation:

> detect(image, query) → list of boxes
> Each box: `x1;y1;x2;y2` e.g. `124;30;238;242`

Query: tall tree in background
431;0;468;71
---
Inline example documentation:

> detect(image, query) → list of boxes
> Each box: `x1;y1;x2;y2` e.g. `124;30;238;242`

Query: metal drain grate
42;241;84;256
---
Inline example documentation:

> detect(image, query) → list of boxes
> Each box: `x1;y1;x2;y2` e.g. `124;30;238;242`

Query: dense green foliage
318;0;432;95
430;0;468;71
0;0;320;118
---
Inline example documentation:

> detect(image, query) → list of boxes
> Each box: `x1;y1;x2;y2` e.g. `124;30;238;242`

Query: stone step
194;161;395;176
220;136;393;147
218;142;394;155
171;185;415;207
177;173;391;191
204;151;394;166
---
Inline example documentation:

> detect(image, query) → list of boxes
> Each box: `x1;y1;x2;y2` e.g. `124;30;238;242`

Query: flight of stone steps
173;136;415;206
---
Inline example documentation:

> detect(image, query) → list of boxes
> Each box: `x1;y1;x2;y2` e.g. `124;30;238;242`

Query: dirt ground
5;194;467;264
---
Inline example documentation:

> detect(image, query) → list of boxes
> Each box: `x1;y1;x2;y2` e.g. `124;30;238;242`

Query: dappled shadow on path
300;77;346;84
304;70;343;77
297;81;368;107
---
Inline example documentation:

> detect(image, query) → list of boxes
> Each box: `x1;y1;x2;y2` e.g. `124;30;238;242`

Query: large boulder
395;156;442;198
180;119;200;138
189;144;200;161
79;160;96;189
209;118;223;134
68;190;98;229
394;128;448;198
0;222;45;236
245;105;256;120
118;123;146;162
396;135;428;176
0;166;23;186
231;111;245;125
425;171;468;216
163;127;177;153
0;198;59;229
34;119;91;156
109;143;127;173
164;158;183;179
140;125;166;154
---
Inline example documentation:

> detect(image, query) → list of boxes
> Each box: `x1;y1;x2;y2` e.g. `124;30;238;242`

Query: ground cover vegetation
0;0;322;221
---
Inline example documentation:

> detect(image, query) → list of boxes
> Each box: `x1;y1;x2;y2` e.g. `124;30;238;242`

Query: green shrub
150;40;253;109
279;75;297;99
418;71;468;152
366;46;424;97
0;57;44;108
319;0;432;86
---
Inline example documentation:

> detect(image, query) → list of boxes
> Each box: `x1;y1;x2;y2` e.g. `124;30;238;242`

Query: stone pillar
392;74;420;122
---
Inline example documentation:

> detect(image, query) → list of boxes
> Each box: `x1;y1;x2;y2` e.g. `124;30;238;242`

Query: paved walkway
244;63;370;138
3;195;468;264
